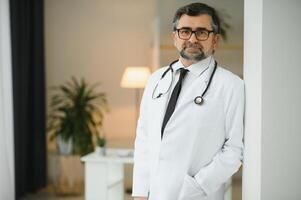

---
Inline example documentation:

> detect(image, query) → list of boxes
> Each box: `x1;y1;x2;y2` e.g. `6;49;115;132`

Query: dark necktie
161;68;189;139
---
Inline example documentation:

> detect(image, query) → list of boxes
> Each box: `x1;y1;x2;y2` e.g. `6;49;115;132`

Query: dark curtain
10;0;47;198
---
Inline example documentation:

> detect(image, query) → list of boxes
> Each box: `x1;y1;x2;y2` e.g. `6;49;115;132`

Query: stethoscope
151;59;217;105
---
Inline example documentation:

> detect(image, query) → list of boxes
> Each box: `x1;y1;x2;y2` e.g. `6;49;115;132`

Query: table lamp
120;66;151;122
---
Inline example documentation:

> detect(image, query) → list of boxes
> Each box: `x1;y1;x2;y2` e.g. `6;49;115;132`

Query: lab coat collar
172;55;214;77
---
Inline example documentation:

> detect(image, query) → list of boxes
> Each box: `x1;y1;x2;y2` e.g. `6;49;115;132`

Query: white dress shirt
132;56;245;200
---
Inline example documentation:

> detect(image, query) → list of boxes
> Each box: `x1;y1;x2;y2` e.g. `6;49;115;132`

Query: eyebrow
177;26;209;30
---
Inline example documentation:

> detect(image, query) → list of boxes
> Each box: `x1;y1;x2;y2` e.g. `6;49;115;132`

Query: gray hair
172;3;221;34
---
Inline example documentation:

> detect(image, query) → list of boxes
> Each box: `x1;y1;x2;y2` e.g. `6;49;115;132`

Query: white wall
261;0;301;198
243;0;301;199
0;0;15;199
45;0;156;140
242;0;262;199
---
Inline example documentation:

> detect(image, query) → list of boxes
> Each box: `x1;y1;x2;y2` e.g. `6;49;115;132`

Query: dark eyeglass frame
176;27;215;41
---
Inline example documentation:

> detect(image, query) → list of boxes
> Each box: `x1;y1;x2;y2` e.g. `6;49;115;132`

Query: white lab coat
132;57;245;200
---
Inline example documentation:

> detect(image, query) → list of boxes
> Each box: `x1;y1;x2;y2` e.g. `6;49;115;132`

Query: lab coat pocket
178;174;206;200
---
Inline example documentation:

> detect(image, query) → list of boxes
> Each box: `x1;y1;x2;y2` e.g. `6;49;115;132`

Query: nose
188;32;198;43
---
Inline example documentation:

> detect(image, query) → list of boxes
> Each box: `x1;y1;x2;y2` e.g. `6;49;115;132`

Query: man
132;3;244;200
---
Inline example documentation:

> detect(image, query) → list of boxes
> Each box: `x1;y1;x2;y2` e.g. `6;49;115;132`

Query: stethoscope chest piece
194;96;203;105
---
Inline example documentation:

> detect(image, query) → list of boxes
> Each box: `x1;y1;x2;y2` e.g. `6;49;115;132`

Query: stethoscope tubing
194;61;217;105
152;59;217;105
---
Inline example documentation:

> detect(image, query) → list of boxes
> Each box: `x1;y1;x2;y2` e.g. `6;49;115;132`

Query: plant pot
95;146;106;156
48;153;84;195
57;135;73;155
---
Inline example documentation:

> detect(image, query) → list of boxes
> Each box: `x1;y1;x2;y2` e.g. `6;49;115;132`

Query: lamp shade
120;67;151;88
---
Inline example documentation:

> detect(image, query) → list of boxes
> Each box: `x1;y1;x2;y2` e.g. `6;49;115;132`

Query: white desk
81;148;134;200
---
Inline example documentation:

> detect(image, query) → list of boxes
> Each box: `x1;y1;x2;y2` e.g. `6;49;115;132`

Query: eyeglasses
176;28;215;41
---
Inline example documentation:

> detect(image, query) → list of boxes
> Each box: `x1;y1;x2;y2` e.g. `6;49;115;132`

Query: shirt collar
172;55;214;77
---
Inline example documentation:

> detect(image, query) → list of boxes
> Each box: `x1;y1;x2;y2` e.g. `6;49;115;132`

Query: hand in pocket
178;174;206;200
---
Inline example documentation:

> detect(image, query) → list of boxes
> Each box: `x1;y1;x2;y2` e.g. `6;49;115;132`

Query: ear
172;31;177;46
212;34;220;51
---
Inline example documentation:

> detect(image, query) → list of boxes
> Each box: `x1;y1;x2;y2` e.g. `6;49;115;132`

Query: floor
21;184;133;200
22;193;132;200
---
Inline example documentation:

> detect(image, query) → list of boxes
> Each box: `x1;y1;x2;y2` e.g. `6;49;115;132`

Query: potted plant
47;77;108;156
95;136;106;156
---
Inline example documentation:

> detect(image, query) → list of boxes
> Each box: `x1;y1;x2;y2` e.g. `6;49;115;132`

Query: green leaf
47;77;109;155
